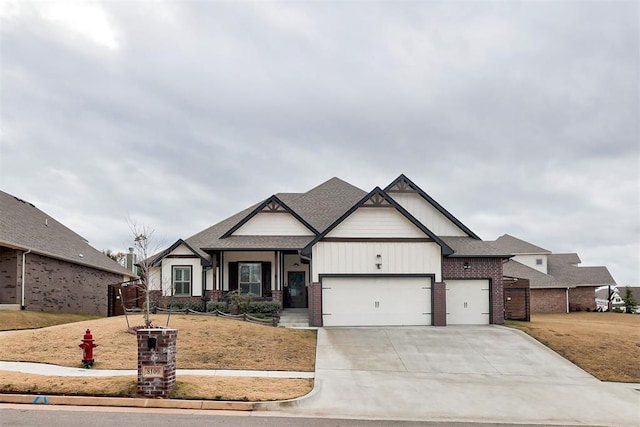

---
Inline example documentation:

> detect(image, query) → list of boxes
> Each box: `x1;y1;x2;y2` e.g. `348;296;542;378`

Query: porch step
0;304;20;311
278;309;309;328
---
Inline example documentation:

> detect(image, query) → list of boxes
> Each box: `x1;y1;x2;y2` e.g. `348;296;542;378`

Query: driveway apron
284;326;640;426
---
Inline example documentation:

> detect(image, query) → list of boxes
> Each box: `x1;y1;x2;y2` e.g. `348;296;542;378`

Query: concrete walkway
0;361;314;379
261;326;640;426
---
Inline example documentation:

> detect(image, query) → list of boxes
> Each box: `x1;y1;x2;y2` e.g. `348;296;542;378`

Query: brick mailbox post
136;328;178;398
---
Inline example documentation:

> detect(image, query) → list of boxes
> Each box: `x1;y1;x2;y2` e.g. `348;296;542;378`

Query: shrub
167;301;184;311
207;301;226;312
228;290;253;315
248;301;281;316
187;301;204;312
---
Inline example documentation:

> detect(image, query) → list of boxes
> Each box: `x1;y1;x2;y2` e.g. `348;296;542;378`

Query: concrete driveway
267;326;640;426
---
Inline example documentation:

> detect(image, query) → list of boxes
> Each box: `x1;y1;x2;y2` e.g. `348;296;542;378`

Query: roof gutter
21;249;31;310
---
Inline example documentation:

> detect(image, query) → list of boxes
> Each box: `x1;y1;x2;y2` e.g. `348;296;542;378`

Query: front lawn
0;311;101;331
0;313;316;400
506;312;640;383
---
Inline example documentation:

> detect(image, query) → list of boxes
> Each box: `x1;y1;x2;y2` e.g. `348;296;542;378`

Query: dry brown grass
0;311;101;331
0;372;313;401
507;312;640;383
0;314;316;371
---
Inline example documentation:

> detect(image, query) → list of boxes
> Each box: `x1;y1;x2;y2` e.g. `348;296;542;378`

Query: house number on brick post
136;328;177;398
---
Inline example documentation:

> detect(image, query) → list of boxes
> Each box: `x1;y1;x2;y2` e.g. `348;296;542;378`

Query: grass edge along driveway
506;312;640;383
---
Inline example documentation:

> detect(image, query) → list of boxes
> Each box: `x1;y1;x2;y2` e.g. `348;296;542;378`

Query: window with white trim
239;262;261;295
172;266;192;296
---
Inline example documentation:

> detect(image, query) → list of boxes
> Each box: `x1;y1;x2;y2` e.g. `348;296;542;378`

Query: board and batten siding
326;208;426;238
312;241;442;282
232;212;314;236
391;192;467;236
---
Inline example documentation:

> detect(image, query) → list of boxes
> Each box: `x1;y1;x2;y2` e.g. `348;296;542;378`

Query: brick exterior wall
136;328;177;398
308;282;322;327
271;290;284;308
432;282;446;326
20;252;123;316
0;249;20;304
569;287;596;312
531;288;566;313
442;257;505;325
531;286;597;313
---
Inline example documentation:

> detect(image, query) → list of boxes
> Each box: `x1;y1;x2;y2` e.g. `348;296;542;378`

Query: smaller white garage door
445;279;490;325
322;277;432;327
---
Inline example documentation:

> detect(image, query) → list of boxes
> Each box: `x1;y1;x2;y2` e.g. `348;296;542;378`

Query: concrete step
278;323;310;328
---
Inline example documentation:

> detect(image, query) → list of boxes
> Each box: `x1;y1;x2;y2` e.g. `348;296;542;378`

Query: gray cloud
1;0;638;284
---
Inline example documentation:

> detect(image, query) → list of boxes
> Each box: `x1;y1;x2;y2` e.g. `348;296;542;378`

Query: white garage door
322;277;432;326
445;279;490;325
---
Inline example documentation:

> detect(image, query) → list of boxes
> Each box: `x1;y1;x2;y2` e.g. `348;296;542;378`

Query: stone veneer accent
442;257;505;325
1;250;124;316
136;328;177;398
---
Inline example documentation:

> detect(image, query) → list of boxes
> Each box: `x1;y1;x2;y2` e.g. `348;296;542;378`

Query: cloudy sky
1;1;638;284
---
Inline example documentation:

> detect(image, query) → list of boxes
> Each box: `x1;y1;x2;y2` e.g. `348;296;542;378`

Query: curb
0;394;255;411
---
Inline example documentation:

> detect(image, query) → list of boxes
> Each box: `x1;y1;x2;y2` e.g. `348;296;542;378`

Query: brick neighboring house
148;175;511;327
491;234;616;313
0;190;136;315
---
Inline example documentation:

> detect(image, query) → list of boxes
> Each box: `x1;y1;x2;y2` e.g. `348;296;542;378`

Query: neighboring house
596;286;640;313
0;190;137;315
148;175;511;327
491;234;616;313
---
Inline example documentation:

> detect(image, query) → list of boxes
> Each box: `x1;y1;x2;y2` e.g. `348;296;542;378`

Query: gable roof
179;177;365;253
595;286;640;302
0;190;136;277
492;234;551;254
301;187;455;257
385;174;480;239
149;239;212;267
221;195;319;238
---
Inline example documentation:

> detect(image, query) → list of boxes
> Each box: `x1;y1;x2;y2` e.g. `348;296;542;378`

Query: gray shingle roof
181;177;366;254
503;255;616;289
492;234;551;254
0;190;136;277
548;253;616;286
440;237;512;257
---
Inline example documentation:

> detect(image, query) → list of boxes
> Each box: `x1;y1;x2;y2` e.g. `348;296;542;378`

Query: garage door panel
322;277;431;327
445;279;490;325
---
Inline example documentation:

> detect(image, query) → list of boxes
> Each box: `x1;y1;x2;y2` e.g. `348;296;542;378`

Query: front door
287;272;307;308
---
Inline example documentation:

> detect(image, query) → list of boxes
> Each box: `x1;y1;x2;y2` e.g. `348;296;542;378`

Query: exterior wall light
463;262;470;269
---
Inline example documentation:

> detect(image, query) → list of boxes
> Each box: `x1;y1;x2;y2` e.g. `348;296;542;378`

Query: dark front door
287;272;307;308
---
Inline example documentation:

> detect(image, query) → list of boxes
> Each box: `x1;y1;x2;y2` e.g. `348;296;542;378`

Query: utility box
136;328;178;398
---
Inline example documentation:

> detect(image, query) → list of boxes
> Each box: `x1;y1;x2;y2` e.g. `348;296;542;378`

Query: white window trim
239;262;261;296
172;266;192;296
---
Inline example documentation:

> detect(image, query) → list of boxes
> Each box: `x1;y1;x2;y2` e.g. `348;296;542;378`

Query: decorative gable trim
221;195;319;238
385;174;481;240
301;187;454;257
150;239;211;267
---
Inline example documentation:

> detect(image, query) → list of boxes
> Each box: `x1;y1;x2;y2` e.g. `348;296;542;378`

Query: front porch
208;250;311;309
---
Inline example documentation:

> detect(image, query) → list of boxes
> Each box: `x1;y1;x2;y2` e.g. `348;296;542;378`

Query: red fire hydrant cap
83;329;94;341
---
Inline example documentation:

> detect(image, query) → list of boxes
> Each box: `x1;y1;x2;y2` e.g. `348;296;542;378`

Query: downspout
21;250;31;310
566;287;570;313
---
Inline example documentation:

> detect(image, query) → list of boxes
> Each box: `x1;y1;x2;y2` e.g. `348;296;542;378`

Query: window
536;258;543;265
239;263;261;295
172;266;192;296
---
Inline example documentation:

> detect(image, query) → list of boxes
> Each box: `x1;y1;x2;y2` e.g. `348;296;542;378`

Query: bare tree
128;219;165;327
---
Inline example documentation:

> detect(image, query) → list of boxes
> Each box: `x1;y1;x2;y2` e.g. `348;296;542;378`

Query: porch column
271;251;284;307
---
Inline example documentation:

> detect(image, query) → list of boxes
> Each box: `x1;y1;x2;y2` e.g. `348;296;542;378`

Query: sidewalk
0;361;313;379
